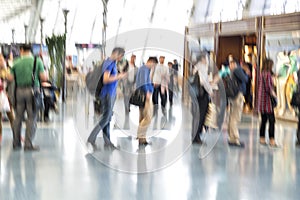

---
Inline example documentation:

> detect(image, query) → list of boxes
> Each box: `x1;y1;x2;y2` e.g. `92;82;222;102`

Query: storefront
184;12;300;121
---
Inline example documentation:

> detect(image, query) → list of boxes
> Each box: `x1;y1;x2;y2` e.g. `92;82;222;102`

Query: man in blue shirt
227;60;249;148
135;57;157;145
87;47;126;150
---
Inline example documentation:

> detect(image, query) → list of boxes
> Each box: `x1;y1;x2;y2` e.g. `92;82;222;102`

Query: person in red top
258;58;278;147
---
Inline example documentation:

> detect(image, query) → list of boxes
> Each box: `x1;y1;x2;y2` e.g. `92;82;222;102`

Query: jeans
87;94;115;144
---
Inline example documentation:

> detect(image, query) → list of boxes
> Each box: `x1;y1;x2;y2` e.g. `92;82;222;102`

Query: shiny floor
0;89;300;200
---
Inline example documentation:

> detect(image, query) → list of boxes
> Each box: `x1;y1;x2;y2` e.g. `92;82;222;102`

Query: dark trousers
297;113;300;142
168;88;173;106
13;88;37;148
44;100;50;119
152;85;167;108
192;93;209;141
260;113;275;139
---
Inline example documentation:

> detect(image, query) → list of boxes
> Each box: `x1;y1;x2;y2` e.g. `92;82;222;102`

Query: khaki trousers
228;92;244;143
137;99;153;142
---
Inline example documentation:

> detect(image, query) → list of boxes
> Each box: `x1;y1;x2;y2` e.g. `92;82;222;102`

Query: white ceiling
0;0;299;46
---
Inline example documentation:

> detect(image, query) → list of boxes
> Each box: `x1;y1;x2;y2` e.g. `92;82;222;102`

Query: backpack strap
32;56;37;88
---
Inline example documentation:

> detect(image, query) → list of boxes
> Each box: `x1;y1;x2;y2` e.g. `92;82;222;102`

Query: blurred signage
75;43;101;49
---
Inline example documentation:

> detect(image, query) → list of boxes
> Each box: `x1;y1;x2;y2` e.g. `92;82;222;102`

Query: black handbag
32;88;44;110
129;88;146;107
188;71;205;98
32;56;44;111
270;95;277;108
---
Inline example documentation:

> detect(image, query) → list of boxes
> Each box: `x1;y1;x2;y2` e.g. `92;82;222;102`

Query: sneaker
86;141;98;151
228;141;245;148
104;142;116;150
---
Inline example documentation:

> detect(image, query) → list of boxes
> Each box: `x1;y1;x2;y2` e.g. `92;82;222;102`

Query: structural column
62;9;69;102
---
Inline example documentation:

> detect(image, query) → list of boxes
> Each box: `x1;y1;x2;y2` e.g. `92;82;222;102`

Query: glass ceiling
0;0;299;50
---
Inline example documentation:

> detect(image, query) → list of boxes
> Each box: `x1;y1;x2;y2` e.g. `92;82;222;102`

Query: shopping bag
0;91;11;113
204;102;218;129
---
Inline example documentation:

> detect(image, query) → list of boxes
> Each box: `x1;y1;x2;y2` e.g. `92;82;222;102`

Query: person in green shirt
8;44;47;151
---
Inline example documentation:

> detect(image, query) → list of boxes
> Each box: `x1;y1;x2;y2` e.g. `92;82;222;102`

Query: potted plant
45;34;65;92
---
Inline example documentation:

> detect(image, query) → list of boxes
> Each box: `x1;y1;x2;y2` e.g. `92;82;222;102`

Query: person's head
20;43;32;55
146;56;158;69
111;47;125;62
228;54;234;62
159;56;165;64
130;54;136;63
229;59;238;71
197;53;207;64
173;59;178;64
0;53;6;68
168;62;173;68
262;58;274;72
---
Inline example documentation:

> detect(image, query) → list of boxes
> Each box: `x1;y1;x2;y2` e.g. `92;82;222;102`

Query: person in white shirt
192;53;213;144
123;54;137;114
152;56;169;115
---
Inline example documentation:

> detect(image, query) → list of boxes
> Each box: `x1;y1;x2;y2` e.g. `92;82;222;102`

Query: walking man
152;56;169;115
87;47;126;150
136;57;157;145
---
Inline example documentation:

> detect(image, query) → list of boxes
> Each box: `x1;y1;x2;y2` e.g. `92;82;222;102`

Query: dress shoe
228;141;245;148
24;145;40;151
13;143;22;150
193;138;203;145
139;141;151;146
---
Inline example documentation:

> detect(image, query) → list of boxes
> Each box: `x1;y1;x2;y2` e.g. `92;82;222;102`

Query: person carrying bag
9;44;47;151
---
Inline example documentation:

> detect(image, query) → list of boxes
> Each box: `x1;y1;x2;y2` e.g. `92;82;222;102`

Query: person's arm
103;70;126;84
198;68;213;95
267;73;276;97
234;67;248;83
102;62;126;84
144;68;154;99
38;60;48;82
7;67;14;81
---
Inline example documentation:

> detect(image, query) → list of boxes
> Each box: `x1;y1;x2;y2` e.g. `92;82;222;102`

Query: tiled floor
0;89;299;200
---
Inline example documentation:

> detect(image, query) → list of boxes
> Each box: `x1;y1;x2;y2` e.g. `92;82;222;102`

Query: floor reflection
0;89;299;199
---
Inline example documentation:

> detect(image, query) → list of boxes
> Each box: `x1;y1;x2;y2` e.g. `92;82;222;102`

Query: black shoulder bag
188;71;205;98
32;56;44;111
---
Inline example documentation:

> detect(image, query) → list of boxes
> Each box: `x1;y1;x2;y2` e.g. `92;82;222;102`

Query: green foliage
45;34;65;89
